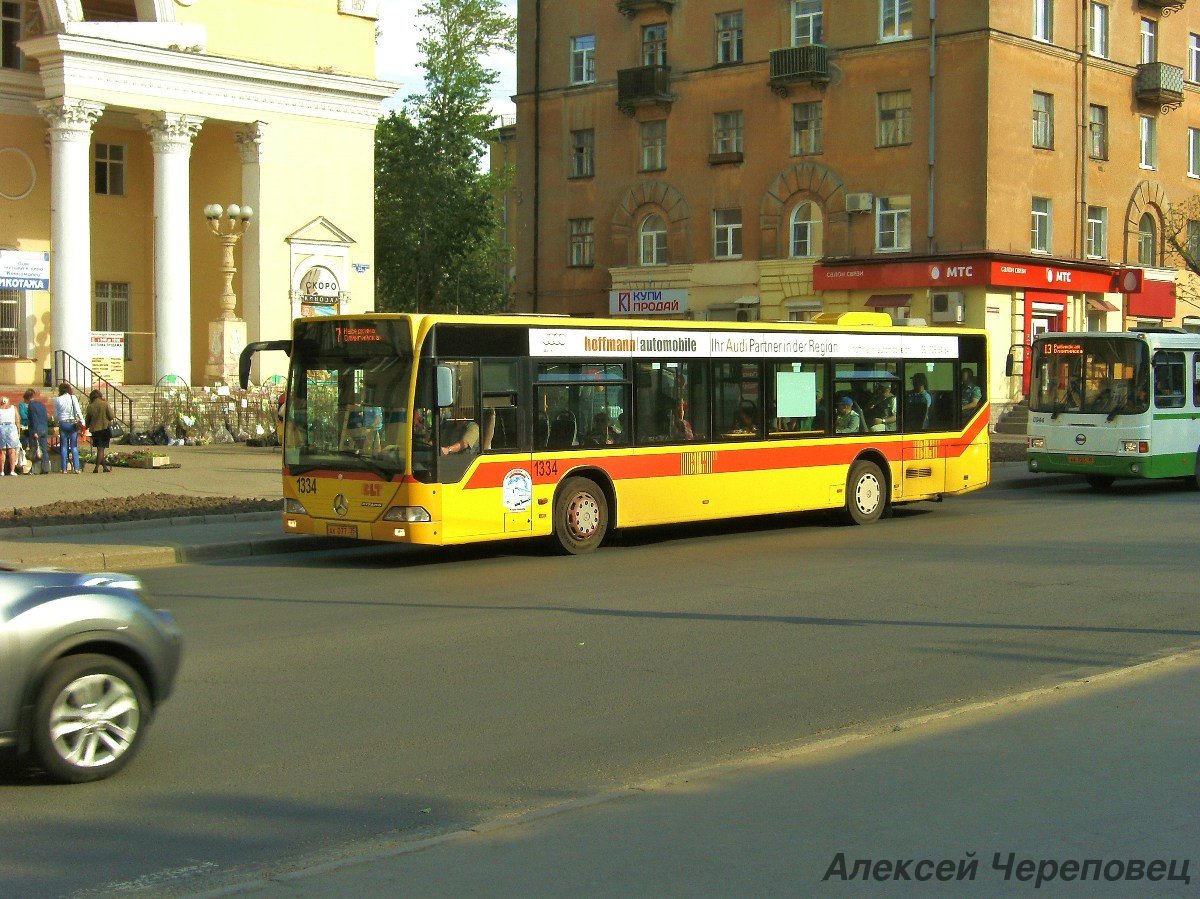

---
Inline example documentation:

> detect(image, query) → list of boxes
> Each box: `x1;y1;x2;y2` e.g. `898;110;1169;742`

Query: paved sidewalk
209;651;1200;898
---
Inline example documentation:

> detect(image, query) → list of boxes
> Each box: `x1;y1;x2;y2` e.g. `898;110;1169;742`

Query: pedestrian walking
85;389;115;473
0;395;20;475
53;383;84;474
23;389;51;474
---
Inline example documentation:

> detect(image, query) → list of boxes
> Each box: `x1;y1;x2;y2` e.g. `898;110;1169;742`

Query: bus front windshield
1030;336;1149;417
285;319;413;477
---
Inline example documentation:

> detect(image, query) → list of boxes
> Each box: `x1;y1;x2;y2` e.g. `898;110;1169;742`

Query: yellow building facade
511;0;1200;410
0;0;393;386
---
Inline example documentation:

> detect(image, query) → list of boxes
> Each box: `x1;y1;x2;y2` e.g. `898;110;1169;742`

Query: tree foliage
375;0;515;314
1163;197;1200;314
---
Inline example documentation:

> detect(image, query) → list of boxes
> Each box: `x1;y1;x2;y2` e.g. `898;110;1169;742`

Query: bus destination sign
1043;342;1083;355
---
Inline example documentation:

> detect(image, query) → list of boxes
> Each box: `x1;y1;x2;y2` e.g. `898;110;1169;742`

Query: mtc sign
609;289;688;316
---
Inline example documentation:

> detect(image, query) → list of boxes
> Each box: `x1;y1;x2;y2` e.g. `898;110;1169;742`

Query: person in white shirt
52;383;84;473
0;395;20;475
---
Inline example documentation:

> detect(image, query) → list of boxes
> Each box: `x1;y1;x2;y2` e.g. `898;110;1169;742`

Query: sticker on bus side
503;469;533;512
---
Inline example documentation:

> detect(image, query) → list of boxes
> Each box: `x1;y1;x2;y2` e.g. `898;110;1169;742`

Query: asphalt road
1;471;1197;896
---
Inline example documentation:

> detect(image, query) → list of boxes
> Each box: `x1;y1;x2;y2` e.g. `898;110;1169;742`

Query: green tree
1163;197;1200;315
375;0;515;314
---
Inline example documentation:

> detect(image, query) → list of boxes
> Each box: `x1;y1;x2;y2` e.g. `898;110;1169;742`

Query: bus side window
1194;353;1200;407
1153;351;1185;409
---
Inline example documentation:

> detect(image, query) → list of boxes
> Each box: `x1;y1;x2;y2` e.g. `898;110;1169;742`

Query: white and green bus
1025;329;1200;489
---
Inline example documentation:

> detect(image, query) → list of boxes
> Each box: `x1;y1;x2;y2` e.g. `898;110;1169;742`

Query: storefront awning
865;294;911;308
1085;298;1119;312
1126;279;1176;319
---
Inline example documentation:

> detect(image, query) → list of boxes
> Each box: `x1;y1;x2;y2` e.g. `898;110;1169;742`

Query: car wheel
1085;474;1115;490
32;654;149;784
843;460;887;525
553;477;608;554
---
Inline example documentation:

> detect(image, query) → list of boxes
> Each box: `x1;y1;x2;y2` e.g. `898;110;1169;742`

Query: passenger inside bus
835;396;862;433
669;399;693;441
867;383;898;432
960;369;982;412
439;414;479;456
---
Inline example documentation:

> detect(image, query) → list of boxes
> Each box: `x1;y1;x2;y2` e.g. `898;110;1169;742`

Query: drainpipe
927;0;937;254
532;0;541;313
1080;0;1090;306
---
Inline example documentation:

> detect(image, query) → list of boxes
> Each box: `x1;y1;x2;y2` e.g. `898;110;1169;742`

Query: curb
190;647;1200;899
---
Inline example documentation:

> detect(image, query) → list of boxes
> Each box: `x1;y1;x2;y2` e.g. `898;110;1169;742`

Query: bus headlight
383;506;431;523
284;498;309;515
1028;437;1045;448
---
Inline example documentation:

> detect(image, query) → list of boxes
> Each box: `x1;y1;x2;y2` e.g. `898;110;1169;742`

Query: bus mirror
436;365;457;408
1004;352;1014;377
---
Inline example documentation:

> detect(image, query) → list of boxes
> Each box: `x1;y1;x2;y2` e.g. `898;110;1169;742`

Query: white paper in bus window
776;371;816;418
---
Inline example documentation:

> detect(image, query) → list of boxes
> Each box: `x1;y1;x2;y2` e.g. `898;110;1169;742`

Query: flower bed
80;450;172;469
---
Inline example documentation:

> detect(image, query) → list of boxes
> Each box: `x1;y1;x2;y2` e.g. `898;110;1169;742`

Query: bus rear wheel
843;460;887;525
553;477;608;554
1085;474;1115;490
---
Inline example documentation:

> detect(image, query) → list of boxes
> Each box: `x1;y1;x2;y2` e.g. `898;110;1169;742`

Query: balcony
1137;0;1186;12
617;0;675;16
1136;61;1184;111
768;45;830;95
617;65;673;116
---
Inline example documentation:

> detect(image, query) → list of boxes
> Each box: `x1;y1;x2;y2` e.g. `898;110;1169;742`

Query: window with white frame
0;289;18;357
1088;104;1108;159
792;0;823;46
641;120;666;171
1140;18;1157;65
1;1;22;71
713;209;743;259
713;111;744;155
640;214;668;266
570;35;595;84
94;144;125;196
877;91;912;146
570;129;594;178
569;218;594;267
880;0;912;41
790;202;822;258
1089;3;1108;58
792;101;822;155
876;196;911;252
1140;115;1157;168
1191;34;1200;82
1032;92;1054;149
1086;206;1107;259
94;281;132;359
1033;0;1052;43
1190;128;1200;178
716;12;743;63
1031;197;1052;253
642;24;666;66
1138;213;1157;266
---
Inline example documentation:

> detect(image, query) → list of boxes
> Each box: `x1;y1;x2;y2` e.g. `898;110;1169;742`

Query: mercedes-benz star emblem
1075;434;1087;446
333;494;349;517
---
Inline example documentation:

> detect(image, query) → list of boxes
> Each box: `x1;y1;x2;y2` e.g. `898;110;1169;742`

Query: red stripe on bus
463;406;990;490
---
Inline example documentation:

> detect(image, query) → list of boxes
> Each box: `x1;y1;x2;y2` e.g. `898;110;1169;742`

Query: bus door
901;360;951;497
431;358;532;540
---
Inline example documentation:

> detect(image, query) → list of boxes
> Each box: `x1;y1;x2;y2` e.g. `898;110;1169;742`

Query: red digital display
335;326;381;344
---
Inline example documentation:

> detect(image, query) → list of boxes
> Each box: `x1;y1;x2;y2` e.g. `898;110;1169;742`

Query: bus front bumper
1027;451;1191;479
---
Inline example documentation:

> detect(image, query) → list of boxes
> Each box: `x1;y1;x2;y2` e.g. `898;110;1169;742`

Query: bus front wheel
843;460;887;525
553;477;609;554
1085;474;1115;490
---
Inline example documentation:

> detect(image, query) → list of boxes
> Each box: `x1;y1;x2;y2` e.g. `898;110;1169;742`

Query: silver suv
0;567;182;783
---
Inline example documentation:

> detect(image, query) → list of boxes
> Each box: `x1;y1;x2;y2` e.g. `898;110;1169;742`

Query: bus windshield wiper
329;450;395;481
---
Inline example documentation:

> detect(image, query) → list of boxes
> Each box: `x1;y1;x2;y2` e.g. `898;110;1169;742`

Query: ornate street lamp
203;203;254;383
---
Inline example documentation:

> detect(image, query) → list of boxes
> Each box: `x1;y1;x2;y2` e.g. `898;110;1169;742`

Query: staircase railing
51;350;136;430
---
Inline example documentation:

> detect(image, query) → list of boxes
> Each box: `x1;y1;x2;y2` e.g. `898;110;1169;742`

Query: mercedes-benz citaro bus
1025;328;1200;489
240;312;991;554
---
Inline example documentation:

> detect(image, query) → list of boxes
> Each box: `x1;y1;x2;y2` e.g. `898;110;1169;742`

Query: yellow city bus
241;312;990;554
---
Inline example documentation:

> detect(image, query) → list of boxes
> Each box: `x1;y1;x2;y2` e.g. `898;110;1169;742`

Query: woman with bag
85;389;115;473
22;389;51;474
53;383;84;474
0;395;20;476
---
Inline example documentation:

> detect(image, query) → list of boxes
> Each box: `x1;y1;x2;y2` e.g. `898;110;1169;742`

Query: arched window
640;214;667;266
1137;212;1157;266
789;202;822;258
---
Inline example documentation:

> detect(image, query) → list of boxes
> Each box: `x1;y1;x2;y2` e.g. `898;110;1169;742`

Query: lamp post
203;203;253;384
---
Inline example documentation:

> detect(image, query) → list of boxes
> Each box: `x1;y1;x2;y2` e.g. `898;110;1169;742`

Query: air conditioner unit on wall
845;192;874;213
931;291;965;323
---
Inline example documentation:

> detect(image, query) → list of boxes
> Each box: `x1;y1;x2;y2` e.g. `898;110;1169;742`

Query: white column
235;122;265;378
142;112;204;383
38;98;104;372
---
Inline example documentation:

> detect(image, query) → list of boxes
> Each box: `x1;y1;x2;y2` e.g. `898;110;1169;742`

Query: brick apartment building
507;0;1200;407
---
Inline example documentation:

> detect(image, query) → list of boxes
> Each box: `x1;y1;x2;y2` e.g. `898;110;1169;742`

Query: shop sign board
609;289;688;315
0;250;49;290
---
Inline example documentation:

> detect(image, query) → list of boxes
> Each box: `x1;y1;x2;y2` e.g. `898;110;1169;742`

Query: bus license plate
327;523;358;538
1067;455;1095;465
